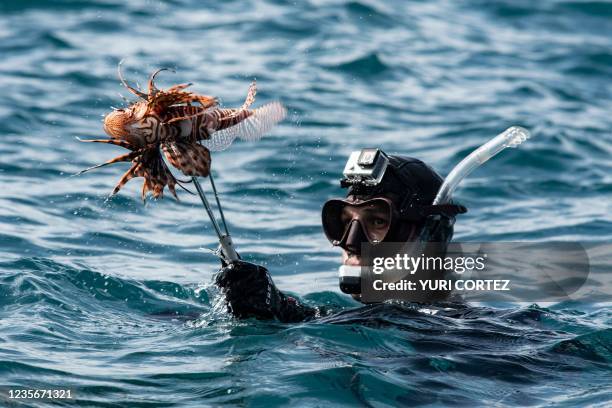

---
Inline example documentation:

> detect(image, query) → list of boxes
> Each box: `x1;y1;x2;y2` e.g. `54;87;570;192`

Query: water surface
0;0;610;406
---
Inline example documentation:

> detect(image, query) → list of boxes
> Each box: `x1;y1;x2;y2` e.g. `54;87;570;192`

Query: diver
215;126;531;322
215;148;467;322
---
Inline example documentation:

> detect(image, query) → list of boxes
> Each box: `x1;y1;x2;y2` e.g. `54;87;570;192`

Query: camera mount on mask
340;148;390;188
339;148;466;226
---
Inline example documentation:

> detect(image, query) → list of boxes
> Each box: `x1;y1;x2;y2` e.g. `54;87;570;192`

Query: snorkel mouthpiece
339;265;362;294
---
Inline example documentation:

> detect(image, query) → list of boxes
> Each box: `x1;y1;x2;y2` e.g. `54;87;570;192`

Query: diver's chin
344;256;362;267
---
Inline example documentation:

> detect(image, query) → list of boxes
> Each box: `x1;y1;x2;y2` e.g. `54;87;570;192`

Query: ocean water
0;0;611;406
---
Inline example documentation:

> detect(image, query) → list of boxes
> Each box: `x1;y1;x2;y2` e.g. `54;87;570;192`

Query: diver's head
322;149;465;266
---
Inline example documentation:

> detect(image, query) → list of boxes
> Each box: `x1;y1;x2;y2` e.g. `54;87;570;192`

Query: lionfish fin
166;82;193;93
73;150;142;176
110;163;139;196
241;81;257;111
168;182;178;200
162;141;211;177
148;67;175;95
77;137;134;150
141;179;149;202
117;60;148;100
201;101;286;151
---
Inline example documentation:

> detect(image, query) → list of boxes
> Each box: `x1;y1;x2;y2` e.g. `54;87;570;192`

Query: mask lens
322;198;393;245
321;200;348;244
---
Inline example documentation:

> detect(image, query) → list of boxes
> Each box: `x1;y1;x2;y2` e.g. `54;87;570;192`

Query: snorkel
432;126;530;206
335;126;531;295
418;126;531;243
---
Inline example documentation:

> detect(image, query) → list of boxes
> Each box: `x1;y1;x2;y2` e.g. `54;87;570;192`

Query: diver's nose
342;220;369;255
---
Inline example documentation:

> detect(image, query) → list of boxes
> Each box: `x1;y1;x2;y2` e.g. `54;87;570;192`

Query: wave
329;53;390;78
0;257;210;315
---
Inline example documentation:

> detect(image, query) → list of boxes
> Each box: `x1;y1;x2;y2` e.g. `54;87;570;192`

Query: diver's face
340;202;391;266
339;202;420;266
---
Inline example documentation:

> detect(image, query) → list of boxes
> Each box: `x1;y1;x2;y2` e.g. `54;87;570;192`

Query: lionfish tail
245;101;287;141
199;101;286;152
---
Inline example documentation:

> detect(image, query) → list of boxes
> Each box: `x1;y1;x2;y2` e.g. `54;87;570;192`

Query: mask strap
399;203;467;220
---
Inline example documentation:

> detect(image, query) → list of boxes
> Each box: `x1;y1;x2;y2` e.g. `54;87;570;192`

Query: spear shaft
191;176;239;262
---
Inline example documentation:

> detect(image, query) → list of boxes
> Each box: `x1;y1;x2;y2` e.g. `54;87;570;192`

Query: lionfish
79;62;286;200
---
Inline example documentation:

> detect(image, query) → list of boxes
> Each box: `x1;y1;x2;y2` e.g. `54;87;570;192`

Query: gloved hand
215;260;283;319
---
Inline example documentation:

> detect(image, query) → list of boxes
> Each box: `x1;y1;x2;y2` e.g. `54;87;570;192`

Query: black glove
215;260;283;320
215;260;317;322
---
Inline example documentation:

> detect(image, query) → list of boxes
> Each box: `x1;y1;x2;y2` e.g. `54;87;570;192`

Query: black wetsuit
215;260;317;323
215;259;463;322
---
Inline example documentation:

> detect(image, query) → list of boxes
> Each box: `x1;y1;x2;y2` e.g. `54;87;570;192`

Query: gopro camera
341;148;389;187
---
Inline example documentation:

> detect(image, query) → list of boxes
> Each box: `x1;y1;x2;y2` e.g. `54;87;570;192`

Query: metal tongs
191;173;239;263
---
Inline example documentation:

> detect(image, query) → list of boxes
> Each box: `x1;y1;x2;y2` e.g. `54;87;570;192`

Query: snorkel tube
432;126;531;206
418;126;531;245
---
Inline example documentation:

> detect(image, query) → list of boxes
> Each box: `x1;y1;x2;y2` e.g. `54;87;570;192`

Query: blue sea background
0;0;611;406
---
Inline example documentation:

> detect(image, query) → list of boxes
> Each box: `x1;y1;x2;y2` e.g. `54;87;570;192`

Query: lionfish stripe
165;108;208;125
216;109;253;131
